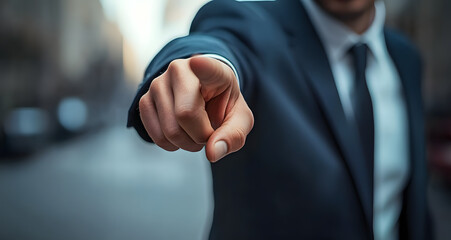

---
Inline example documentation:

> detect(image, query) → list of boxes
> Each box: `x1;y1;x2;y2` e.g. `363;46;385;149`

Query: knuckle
149;79;161;95
167;59;185;77
164;126;184;141
138;94;149;112
175;105;198;121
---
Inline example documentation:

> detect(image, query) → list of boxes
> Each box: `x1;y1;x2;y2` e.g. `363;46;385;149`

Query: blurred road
0;126;213;240
0;126;450;240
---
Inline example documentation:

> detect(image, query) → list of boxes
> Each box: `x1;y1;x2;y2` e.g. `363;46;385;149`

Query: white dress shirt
206;1;410;239
302;1;409;239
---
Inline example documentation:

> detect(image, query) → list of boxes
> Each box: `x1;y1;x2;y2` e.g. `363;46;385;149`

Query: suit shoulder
190;0;277;32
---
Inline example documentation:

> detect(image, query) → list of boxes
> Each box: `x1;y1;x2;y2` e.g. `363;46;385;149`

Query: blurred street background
0;0;450;239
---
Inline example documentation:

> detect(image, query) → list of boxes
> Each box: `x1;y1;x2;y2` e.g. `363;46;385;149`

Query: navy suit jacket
128;1;431;239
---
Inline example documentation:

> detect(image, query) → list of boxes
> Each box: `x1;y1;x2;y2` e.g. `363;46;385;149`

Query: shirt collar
301;0;386;62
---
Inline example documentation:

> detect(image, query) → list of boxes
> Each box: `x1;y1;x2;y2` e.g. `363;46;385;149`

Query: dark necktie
350;43;374;169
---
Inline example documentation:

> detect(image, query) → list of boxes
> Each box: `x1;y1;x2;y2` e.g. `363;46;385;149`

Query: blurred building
387;0;451;113
0;0;124;156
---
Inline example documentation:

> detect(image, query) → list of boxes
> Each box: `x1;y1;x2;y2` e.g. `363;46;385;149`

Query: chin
314;0;375;21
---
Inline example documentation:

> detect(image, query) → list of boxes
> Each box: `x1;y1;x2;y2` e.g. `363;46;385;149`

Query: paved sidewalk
0;126;213;240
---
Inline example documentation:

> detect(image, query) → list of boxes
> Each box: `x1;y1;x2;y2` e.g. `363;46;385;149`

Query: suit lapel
385;29;428;240
268;0;374;231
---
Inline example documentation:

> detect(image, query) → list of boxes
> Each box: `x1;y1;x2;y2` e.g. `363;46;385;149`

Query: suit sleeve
127;0;270;142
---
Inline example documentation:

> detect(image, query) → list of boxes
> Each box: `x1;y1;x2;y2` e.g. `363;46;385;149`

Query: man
128;0;432;239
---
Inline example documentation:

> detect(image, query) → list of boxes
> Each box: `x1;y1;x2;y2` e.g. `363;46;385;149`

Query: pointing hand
139;56;254;162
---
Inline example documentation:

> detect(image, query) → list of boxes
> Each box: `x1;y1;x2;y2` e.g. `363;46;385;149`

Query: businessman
128;0;431;239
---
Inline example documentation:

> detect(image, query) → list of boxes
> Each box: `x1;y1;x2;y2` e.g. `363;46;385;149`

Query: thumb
205;95;254;162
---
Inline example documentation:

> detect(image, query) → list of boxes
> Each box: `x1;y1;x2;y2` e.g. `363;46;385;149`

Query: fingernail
213;141;228;162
